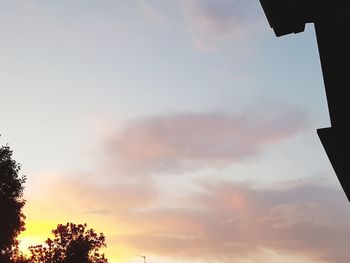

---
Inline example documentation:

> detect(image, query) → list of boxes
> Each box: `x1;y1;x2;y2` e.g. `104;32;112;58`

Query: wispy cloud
25;171;158;220
21;107;309;262
39;174;349;262
105;110;307;175
180;0;262;51
85;209;112;216
138;0;168;29
113;181;350;263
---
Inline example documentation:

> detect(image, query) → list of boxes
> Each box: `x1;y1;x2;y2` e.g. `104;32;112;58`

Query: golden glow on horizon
17;172;336;263
19;210;326;263
18;219;57;256
104;244;137;263
18;212;137;262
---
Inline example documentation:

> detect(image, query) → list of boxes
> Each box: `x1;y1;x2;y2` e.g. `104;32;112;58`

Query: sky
1;0;349;263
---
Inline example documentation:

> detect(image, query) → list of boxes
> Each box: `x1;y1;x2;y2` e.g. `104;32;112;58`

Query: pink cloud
111;181;350;262
139;0;168;29
28;172;350;262
106;110;307;174
180;0;262;51
27;172;158;216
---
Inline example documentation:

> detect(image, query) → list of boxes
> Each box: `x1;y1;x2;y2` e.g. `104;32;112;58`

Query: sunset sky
1;1;350;263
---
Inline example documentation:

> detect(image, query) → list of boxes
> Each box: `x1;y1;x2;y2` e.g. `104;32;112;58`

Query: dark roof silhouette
259;0;350;201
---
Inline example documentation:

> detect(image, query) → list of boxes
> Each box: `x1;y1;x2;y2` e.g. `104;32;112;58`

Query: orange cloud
23;171;350;263
18;171;159;262
113;181;350;262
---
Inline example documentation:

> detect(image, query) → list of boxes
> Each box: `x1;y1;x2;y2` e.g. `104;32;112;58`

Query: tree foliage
1;140;109;263
28;223;108;263
0;144;26;262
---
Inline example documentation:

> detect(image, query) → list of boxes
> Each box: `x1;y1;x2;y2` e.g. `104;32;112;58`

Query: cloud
111;181;350;263
25;171;158;221
105;110;307;175
85;209;112;216
138;0;168;29
180;0;262;51
24;171;350;263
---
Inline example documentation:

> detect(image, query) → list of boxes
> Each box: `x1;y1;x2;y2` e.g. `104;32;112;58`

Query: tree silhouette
0;140;110;262
0;144;26;262
28;223;108;263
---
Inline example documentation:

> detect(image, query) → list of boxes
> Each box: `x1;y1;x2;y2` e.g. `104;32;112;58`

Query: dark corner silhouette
1;141;108;262
0;143;26;263
258;0;350;201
